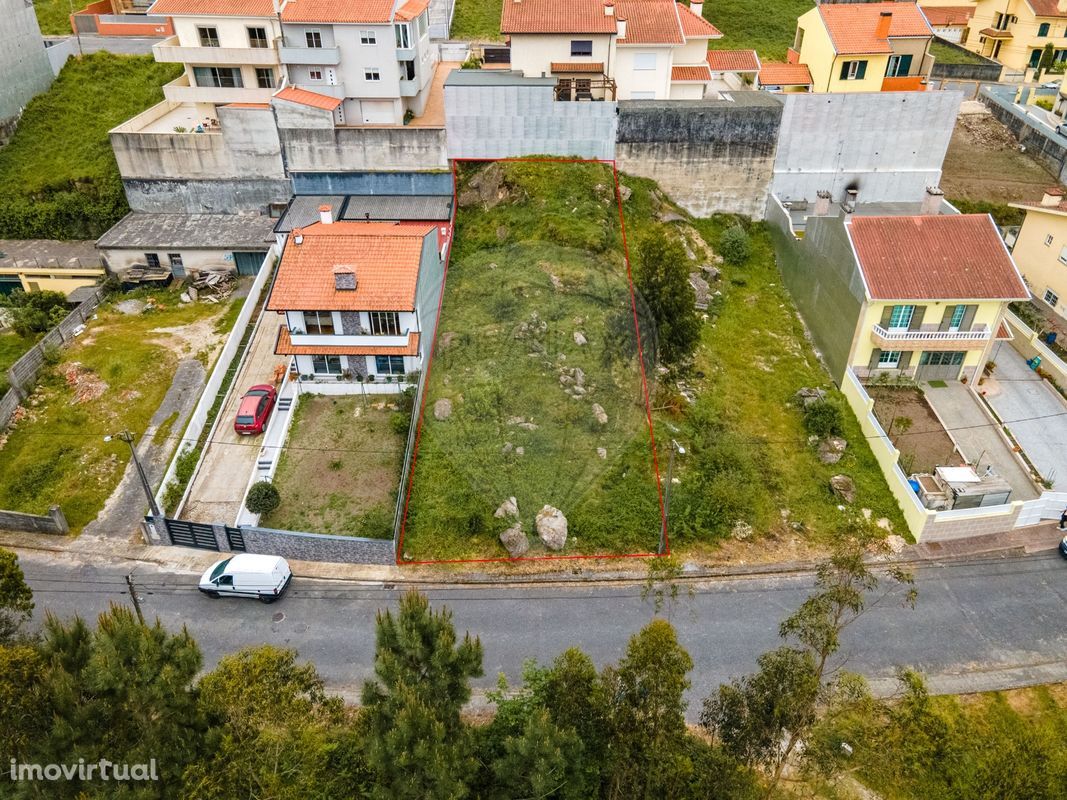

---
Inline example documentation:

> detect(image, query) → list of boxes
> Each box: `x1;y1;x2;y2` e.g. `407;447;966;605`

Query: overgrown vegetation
450;0;504;41
0;290;70;336
0;53;180;239
704;0;812;61
948;197;1026;227
928;39;989;66
32;0;76;36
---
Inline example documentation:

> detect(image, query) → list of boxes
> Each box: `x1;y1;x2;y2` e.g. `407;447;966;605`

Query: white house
501;0;722;100
278;0;439;125
266;208;446;387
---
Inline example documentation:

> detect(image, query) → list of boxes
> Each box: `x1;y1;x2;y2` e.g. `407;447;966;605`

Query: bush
245;481;281;515
719;226;750;266
1;290;69;336
390;411;411;437
802;399;844;439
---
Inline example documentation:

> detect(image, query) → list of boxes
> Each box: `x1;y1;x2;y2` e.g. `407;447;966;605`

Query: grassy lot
451;0;502;41
705;0;811;61
929;38;988;66
403;161;661;560
812;682;1067;799
0;53;181;240
260;397;405;537
0;287;234;532
34;0;74;35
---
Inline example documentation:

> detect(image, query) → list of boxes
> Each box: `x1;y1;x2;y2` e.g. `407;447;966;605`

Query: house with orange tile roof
266;207;446;386
959;0;1067;71
1008;187;1067;322
791;1;935;93
756;62;812;93
918;4;975;44
501;0;722;100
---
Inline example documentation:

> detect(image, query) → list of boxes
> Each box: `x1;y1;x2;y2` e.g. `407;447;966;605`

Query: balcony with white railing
152;35;279;66
289;331;412;349
871;323;992;351
162;74;276;105
278;43;341;65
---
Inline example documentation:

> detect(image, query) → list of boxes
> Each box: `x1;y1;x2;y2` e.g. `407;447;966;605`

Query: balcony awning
979;27;1013;39
550;62;605;74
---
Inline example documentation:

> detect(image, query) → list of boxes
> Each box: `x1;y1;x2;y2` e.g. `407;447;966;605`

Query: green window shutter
908;306;926;331
879;306;894;328
960;305;978;331
856;60;867;79
869;348;883;370
898;54;913;75
840;61;851;80
898;351;912;369
938;307;953;331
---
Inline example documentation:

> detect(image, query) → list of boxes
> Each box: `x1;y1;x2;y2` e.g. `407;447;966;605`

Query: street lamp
660;439;685;555
104;430;162;518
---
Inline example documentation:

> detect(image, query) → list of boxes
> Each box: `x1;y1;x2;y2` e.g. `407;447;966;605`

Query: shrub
245;481;281;515
390;412;411;437
719;226;750;266
802;399;844;439
1;290;69;336
1034;97;1054;111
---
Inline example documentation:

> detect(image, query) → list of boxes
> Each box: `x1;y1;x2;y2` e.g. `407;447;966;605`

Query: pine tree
361;591;483;800
490;708;585;800
632;227;701;366
0;548;34;643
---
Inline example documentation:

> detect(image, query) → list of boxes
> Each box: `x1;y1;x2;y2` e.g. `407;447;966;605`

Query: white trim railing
872;323;991;342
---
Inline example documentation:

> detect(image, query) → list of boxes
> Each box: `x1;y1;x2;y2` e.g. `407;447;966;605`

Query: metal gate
164;518;219;550
233;251;267;276
225;526;247;551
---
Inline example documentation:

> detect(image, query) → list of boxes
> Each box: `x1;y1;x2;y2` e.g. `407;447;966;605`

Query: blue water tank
1047;332;1058;345
908;479;921;494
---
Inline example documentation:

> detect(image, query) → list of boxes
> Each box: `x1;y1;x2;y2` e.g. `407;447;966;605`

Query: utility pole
659;439;685;555
125;573;145;625
105;430;162;518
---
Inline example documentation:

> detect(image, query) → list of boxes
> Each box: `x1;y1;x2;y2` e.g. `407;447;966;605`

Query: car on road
1060;534;1067;558
198;554;292;602
234;384;277;435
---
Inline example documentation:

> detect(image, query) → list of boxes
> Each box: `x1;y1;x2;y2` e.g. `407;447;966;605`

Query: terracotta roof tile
551;61;606;72
758;62;812;86
501;0;618;34
280;0;395;23
1027;0;1067;20
918;5;974;27
707;49;761;72
276;327;421;356
676;2;721;38
267;221;436;312
817;1;932;55
671;64;712;81
273;86;343;110
848;215;1029;301
149;0;274;15
395;0;429;21
617;0;684;45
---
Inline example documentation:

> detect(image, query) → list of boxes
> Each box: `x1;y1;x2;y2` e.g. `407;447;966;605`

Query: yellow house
793;1;935;93
965;0;1067;71
845;214;1028;383
1009;187;1067;320
0;263;105;299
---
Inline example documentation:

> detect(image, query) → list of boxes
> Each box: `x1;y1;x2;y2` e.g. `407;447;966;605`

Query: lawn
705;0;812;61
260;397;406;538
929;38;988;66
34;0;75;35
0;287;235;532
402;161;662;560
0;52;181;240
450;0;503;41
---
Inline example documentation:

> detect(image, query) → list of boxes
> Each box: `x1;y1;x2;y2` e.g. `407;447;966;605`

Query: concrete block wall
615;94;783;219
0;506;68;535
773;90;963;205
445;83;618;161
278;126;449;172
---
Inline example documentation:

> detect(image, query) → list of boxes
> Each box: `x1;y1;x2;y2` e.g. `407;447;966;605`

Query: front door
916;351;965;382
233;251;267;276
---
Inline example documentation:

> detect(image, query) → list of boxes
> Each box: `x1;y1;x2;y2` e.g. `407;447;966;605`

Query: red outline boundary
396;157;668;566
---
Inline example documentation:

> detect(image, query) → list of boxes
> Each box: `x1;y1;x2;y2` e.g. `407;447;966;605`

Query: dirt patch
868;385;960;474
62;362;108;404
940;113;1058;205
150;316;225;359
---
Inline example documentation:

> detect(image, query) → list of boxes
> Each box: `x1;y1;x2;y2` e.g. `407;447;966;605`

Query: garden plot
401;161;663;561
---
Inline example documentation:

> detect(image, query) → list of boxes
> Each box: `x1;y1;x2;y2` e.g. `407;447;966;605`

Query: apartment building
792;1;935;93
501;0;722;101
279;0;438;125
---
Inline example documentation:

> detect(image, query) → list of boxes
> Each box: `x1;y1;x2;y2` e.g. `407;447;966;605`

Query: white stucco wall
615;46;672;99
509;33;616;78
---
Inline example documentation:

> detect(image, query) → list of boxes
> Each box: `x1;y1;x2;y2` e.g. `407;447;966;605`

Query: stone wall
615;94;783;219
239;525;395;565
0;506;68;535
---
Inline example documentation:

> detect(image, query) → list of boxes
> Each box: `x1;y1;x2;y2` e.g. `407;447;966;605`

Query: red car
234;384;277;435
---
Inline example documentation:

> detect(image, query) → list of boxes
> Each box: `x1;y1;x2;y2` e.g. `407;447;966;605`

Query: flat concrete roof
97;213;276;251
445;69;556;87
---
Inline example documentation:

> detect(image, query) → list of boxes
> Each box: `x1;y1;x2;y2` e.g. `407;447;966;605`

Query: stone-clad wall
240;526;395;565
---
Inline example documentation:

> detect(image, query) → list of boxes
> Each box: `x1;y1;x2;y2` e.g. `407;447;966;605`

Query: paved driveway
984;341;1067;490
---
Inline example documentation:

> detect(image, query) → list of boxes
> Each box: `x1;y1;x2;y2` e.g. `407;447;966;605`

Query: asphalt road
17;550;1067;715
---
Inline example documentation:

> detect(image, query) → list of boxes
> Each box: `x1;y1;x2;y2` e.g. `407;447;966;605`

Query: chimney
319;204;333;225
690;1;703;16
841;188;858;216
1041;186;1065;206
617;15;627;38
876;11;892;41
333;264;357;291
814;190;831;217
921;186;944;215
293;227;304;245
604;0;614;15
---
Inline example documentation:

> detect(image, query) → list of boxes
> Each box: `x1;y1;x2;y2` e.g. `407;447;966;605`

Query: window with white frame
395;23;410;48
309;69;323;81
255;68;275;89
365;67;381;81
1059;245;1067;264
360;30;376;44
304;311;335;335
888;304;915;330
1045;288;1060;307
306;29;322;48
192;66;243;88
1046;233;1055;246
375;355;405;375
312;355;343;375
197;26;220;47
878;350;902;367
948;304;966;331
571;40;593;57
633;52;657;71
248;27;269;48
417;12;427;36
369;311;400;336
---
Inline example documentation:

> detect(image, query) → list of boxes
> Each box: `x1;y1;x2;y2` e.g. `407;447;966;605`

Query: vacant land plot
260;397;405;537
868;385;959;474
33;0;74;35
705;0;811;60
941;111;1057;224
402;161;661;560
451;0;503;41
0;53;180;240
0;287;236;532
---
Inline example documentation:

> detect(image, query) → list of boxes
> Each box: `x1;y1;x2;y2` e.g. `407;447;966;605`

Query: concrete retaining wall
0;0;54;128
278;126;449;172
44;38;76;76
291;170;453;196
616;94;783;219
773;90;963;205
239;525;395;565
0;506;68;535
121;177;293;214
929;39;1003;82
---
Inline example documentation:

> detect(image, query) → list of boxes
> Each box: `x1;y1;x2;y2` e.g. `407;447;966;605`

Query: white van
198;554;292;603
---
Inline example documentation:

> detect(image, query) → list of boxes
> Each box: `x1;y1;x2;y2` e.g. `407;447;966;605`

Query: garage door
361;100;395;124
915;351;965;382
233;251;268;276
